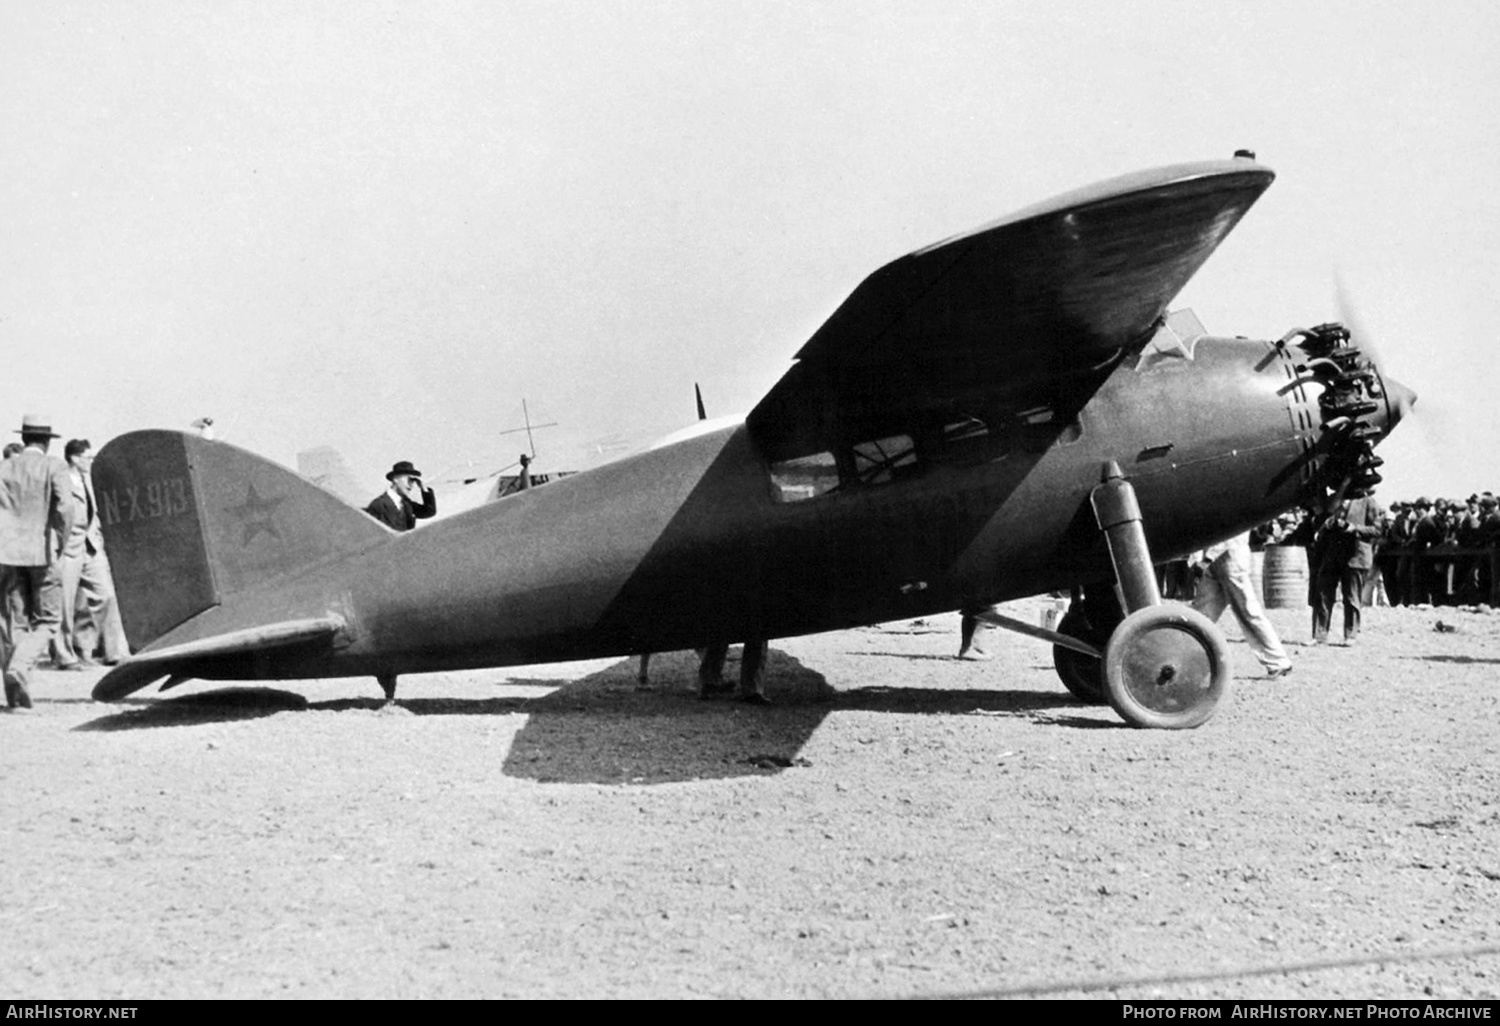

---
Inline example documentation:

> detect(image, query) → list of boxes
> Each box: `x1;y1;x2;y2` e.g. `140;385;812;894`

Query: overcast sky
3;0;1495;499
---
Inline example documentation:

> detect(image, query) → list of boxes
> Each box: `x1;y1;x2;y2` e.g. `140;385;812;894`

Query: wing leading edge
749;159;1275;458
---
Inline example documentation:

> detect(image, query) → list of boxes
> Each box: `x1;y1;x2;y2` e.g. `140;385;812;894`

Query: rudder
95;431;389;651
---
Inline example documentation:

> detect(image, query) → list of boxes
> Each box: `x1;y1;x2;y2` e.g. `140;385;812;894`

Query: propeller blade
1333;272;1384;369
1331;273;1469;491
1334;272;1420;433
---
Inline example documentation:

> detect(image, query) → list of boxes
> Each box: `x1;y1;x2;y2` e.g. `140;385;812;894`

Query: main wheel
1053;610;1107;704
1102;603;1230;729
1052;588;1124;705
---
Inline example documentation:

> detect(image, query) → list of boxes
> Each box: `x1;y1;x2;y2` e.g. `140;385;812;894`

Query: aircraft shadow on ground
75;687;314;732
501;649;834;785
73;686;554;732
502;649;1109;785
74;648;1108;776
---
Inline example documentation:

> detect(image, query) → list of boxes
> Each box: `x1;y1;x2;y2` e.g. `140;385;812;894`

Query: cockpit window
1136;308;1208;371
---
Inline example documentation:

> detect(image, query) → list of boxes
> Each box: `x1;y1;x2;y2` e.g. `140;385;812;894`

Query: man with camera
1310;493;1386;644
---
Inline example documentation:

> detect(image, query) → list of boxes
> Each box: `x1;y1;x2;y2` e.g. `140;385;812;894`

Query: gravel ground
1;600;1497;999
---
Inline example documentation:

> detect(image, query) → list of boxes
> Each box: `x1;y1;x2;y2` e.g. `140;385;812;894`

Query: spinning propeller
1274;278;1417;501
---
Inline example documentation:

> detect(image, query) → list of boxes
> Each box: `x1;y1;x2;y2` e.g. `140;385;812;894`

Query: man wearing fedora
0;414;76;708
365;461;436;532
1309;492;1386;645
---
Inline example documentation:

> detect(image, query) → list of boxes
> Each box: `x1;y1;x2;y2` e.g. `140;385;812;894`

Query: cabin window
943;417;989;446
935;417;1007;464
768;451;840;503
934;408;1081;463
851;434;917;485
1017;405;1083;450
767;433;920;502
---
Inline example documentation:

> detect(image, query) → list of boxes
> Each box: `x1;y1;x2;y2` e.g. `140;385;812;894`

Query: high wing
747;159;1275;459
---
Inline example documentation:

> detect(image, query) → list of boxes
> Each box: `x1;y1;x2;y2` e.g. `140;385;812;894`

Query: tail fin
94;431;389;652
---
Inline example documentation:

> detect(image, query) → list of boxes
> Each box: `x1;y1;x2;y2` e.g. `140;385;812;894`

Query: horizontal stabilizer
92;616;347;701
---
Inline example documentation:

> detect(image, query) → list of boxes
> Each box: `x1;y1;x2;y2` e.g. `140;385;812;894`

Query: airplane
296;446;370;508
87;155;1414;729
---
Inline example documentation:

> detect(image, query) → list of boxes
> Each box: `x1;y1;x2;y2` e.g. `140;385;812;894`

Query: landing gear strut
1087;461;1230;729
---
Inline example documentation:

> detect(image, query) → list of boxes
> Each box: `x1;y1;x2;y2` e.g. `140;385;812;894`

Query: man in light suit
51;439;127;668
0;414;76;708
364;461;437;532
1191;531;1293;677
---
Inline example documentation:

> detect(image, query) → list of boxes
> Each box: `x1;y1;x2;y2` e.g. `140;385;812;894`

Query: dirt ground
1;599;1497;999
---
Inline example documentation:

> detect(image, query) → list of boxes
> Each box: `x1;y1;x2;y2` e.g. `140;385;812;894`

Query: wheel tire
1102;603;1230;730
1053;609;1107;705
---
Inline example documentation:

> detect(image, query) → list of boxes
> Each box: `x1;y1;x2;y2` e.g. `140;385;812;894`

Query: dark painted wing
748;159;1275;458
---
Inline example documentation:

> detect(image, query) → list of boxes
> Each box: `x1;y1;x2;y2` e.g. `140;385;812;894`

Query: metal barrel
1262;544;1309;609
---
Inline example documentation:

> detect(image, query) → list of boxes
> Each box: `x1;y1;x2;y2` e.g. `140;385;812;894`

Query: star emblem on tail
227;483;286;545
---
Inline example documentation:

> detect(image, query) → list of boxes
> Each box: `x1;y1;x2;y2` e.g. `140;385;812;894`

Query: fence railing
1371;546;1500;606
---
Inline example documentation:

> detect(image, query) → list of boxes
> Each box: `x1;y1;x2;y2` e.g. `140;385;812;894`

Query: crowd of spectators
1250;492;1500;607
